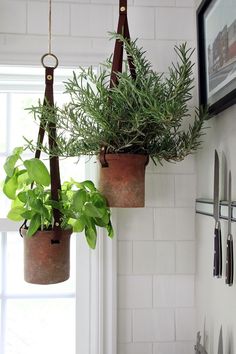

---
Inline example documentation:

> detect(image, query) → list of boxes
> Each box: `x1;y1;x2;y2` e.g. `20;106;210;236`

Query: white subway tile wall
133;308;175;342
118;276;153;308
145;174;175;207
0;2;27;34
118;342;153;354
118;160;196;352
118;164;196;351
133;241;175;274
28;2;70;35
175;308;196;340
0;1;197;353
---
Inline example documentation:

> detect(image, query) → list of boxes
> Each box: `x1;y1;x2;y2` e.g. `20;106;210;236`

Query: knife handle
226;234;234;286
214;223;222;278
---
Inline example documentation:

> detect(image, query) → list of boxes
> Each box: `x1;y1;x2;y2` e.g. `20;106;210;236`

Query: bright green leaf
107;221;114;238
34;199;44;210
27;213;41;237
41;205;50;220
68;218;76;227
81;180;96;191
85;225;97;249
21;210;35;220
91;193;107;208
73;218;85;232
68;179;84;189
4;155;19;177
7;207;25;221
93;217;107;227
24;158;50;186
11;197;24;209
17;170;31;186
80;215;92;228
83;202;103;218
3;175;18;199
17;191;28;203
12;146;24;155
72;190;87;211
101;212;110;225
4;147;23;177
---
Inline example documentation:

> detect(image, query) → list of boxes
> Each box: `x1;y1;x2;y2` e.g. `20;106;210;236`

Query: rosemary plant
28;34;208;164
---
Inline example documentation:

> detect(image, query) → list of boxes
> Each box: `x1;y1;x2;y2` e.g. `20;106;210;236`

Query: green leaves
4;146;23;177
72;190;87;211
3;175;18;199
107;221;114;239
84;202;103;218
7;207;25;221
27;214;41;237
2;147;114;248
4;155;20;177
17;191;28;203
80;180;96;191
73;218;85;232
85;225;97;249
24;158;50;186
59;179;113;248
27;34;207;164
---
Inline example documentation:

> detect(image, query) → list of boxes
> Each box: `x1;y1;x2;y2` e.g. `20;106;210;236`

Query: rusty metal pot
22;228;72;285
99;154;149;208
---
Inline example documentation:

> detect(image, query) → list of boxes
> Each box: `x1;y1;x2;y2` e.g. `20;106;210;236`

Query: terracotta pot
99;154;149;208
22;228;72;285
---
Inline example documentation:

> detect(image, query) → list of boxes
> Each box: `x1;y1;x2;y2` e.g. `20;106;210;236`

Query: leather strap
20;66;62;240
100;0;136;166
110;0;136;88
44;67;62;233
100;146;108;168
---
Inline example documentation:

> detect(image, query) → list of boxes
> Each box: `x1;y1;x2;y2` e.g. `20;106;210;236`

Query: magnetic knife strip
196;198;236;222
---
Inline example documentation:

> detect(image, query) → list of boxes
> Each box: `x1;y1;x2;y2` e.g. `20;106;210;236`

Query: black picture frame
197;0;236;116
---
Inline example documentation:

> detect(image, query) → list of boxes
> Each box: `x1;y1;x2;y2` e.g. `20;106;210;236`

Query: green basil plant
3;147;113;249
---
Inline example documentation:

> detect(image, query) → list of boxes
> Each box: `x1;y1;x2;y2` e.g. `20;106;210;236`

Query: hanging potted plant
29;34;208;207
2;59;113;285
3;146;113;284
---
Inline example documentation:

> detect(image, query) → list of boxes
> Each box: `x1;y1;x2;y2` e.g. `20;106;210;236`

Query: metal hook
41;53;59;69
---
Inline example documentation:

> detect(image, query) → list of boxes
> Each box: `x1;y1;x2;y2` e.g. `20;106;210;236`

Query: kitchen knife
226;171;234;286
217;326;223;354
213;150;222;278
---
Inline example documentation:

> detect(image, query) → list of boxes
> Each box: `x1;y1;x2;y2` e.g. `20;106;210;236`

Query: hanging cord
41;0;58;69
48;0;52;54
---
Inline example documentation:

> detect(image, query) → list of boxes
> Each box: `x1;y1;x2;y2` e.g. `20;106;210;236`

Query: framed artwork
197;0;236;115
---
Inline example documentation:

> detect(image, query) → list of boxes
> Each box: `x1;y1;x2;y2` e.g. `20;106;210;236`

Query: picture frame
197;0;236;115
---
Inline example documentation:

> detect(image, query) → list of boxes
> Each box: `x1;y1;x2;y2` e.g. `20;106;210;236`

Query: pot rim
99;153;149;161
21;228;73;237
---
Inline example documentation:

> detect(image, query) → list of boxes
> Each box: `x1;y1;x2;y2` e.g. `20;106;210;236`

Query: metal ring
41;53;59;69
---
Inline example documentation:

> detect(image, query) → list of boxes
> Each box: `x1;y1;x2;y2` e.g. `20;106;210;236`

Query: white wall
196;106;236;354
0;1;198;353
0;0;196;70
195;1;236;353
117;155;197;354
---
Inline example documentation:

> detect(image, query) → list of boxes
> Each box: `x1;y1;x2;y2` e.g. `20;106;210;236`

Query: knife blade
213;150;222;278
217;326;223;354
226;171;234;286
